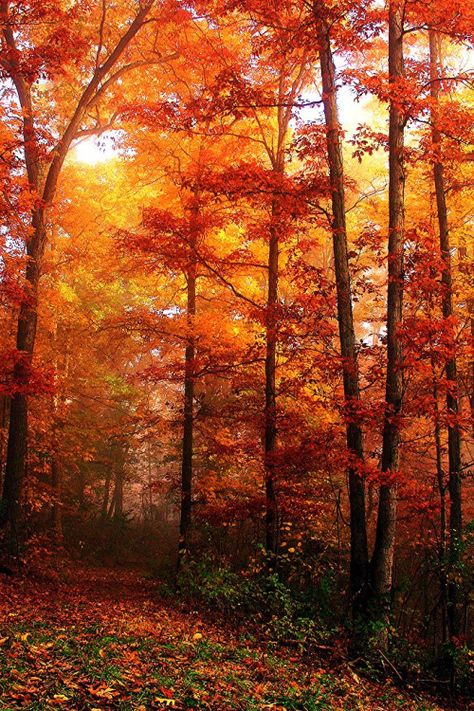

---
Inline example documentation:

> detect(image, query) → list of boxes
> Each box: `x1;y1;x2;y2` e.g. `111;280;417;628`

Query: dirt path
0;568;449;710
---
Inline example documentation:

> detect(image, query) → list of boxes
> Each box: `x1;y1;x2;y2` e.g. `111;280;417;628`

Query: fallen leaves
0;567;447;710
154;698;177;707
51;694;70;704
88;683;118;700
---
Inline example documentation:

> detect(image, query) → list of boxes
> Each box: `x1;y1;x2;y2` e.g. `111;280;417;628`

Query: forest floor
0;566;462;710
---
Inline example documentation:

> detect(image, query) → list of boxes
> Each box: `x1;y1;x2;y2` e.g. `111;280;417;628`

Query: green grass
0;572;448;711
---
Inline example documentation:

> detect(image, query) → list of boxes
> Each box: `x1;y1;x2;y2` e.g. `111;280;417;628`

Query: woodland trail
0;568;457;710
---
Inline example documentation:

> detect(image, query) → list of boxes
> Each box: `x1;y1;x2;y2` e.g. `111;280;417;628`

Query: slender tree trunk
107;486;116;520
101;468;112;522
49;322;68;545
264;193;280;556
51;456;63;544
369;0;405;644
432;359;449;647
457;243;473;436
106;441;126;522
315;3;369;632
0;395;9;491
113;465;124;521
177;201;198;567
429;29;463;641
470;305;474;437
147;441;154;520
469;303;474;436
101;441;117;521
257;59;308;557
1;216;46;536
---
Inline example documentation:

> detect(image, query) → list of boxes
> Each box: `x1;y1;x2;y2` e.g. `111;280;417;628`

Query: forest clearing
0;566;465;709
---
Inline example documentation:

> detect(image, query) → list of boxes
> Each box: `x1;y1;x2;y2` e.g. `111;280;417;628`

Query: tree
313;0;369;636
0;0;157;537
428;26;463;645
211;1;312;555
178;193;199;564
368;0;405;640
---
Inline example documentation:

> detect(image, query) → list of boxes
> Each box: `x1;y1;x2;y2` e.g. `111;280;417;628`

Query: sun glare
71;135;116;164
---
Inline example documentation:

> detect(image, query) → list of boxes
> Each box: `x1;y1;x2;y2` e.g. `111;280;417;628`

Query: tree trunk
457;242;473;436
432;365;449;647
1;216;46;536
0;395;9;491
51;456;63;545
101;468;112;522
369;0;405;645
264;193;280;556
429;29;463;641
49;322;68;545
257;59;308;558
146;441;154;520
77;467;86;511
177;201;198;567
315;2;369;633
107;441;126;522
113;466;124;521
107;485;117;520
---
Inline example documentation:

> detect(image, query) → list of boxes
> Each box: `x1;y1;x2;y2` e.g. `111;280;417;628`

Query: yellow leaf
193;632;203;641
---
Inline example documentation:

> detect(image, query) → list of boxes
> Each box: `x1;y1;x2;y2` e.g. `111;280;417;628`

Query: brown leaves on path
0;568;447;710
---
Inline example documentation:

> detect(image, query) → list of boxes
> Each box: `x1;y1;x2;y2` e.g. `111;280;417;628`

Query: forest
0;0;473;709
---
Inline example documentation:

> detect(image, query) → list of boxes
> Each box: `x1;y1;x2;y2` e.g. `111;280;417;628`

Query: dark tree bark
1;215;46;537
429;29;463;640
264;192;280;556
51;457;63;545
314;1;369;633
369;0;405;643
113;466;124;521
77;468;86;511
101;468;112;522
431;360;449;647
261;59;308;556
50;325;68;545
0;396;8;492
101;441;118;521
0;0;155;537
177;200;198;566
105;441;126;522
107;487;117;520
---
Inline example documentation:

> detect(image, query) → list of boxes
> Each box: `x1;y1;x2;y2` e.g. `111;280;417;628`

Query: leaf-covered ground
0;568;454;709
